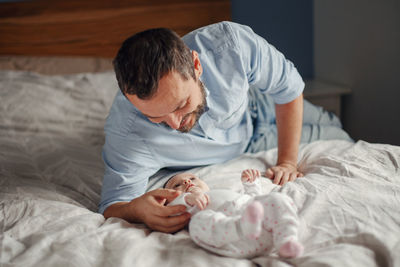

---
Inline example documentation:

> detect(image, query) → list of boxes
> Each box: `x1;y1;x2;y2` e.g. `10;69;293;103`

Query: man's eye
190;177;195;180
174;183;181;188
178;99;189;110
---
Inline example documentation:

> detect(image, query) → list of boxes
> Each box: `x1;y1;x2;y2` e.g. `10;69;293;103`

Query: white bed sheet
1;71;399;267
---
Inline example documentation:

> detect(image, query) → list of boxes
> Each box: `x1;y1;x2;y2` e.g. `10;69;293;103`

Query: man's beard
162;80;207;133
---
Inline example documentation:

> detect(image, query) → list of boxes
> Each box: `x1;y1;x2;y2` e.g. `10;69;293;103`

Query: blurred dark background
232;0;314;79
232;0;400;146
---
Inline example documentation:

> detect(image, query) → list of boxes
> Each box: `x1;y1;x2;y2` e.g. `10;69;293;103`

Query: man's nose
183;179;191;185
164;113;181;130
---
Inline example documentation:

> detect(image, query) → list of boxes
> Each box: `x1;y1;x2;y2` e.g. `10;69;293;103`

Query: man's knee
303;100;342;128
300;124;353;143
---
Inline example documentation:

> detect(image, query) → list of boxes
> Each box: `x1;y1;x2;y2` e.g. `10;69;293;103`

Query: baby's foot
278;240;304;258
240;201;264;239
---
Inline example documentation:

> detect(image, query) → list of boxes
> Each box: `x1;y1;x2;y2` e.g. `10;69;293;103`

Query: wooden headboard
0;0;231;58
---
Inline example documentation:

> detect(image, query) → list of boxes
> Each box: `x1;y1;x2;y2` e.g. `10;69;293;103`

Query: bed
1;1;400;267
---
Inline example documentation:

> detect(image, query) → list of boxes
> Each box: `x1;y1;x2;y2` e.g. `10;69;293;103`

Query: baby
164;169;304;258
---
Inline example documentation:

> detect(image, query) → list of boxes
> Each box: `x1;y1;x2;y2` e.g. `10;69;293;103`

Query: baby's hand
241;169;261;183
185;192;209;210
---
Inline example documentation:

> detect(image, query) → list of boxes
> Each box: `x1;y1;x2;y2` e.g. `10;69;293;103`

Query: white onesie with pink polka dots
169;180;302;258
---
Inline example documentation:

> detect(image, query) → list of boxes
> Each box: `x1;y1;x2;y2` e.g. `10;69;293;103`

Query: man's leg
246;87;352;153
301;99;353;143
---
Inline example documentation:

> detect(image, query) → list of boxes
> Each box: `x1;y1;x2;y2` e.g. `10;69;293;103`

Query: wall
314;1;400;145
231;0;313;79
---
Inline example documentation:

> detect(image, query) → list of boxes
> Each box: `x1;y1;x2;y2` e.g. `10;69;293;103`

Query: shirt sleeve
98;132;160;214
228;22;304;104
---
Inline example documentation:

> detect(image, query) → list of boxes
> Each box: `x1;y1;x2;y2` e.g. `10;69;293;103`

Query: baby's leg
189;210;241;248
256;192;304;258
189;202;264;248
240;201;264;239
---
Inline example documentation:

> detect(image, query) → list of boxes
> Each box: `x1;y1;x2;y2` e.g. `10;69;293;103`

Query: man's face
127;70;207;133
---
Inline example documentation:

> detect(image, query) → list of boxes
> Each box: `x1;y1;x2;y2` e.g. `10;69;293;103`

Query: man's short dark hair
113;28;196;99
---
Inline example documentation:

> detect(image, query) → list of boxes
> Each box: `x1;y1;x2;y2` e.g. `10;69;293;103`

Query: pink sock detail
241;201;264;239
245;201;264;224
278;240;304;258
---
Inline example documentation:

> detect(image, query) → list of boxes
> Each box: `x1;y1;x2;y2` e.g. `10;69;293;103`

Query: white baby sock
278;240;304;258
240;201;264;239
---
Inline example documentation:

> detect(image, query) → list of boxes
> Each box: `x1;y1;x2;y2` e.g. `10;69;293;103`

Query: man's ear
191;50;203;79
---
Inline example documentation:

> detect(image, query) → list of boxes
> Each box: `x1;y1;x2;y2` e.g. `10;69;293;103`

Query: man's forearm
103;201;142;223
101;189;190;233
275;94;303;166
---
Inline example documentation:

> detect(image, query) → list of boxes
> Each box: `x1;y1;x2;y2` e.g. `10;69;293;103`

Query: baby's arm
241;169;261;183
241;169;263;196
185;191;209;210
168;192;191;209
168;190;209;211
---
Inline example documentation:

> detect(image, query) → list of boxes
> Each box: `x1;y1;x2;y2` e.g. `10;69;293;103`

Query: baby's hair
163;172;184;188
163;175;176;189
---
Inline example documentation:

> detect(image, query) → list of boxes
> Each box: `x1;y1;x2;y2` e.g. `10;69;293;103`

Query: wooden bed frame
0;0;231;58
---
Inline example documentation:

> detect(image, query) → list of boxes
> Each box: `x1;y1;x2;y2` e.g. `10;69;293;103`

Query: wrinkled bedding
1;71;399;267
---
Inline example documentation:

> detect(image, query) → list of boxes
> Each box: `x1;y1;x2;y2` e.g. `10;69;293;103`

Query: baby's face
165;173;209;193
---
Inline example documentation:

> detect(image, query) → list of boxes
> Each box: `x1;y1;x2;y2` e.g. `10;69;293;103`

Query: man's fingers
280;172;290;185
155;204;187;217
150;188;181;202
289;172;297;182
154;219;190;233
265;168;274;179
146;210;191;232
265;165;305;185
164;212;191;226
153;212;191;232
273;171;283;184
150;219;188;233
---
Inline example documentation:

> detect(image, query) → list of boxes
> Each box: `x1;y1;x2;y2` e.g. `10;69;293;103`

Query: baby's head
164;172;209;193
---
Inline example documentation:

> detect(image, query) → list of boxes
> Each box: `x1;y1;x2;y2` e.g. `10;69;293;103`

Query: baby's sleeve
168;193;190;207
167;193;199;215
242;179;263;196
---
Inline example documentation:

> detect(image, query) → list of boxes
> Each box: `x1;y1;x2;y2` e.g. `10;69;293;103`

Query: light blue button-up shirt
99;21;304;214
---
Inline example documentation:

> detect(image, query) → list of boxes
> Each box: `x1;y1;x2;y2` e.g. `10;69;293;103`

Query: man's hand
265;162;303;185
241;169;261;183
185;191;209;210
103;188;191;233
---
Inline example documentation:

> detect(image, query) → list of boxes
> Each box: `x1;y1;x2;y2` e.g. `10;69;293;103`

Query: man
99;22;351;233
